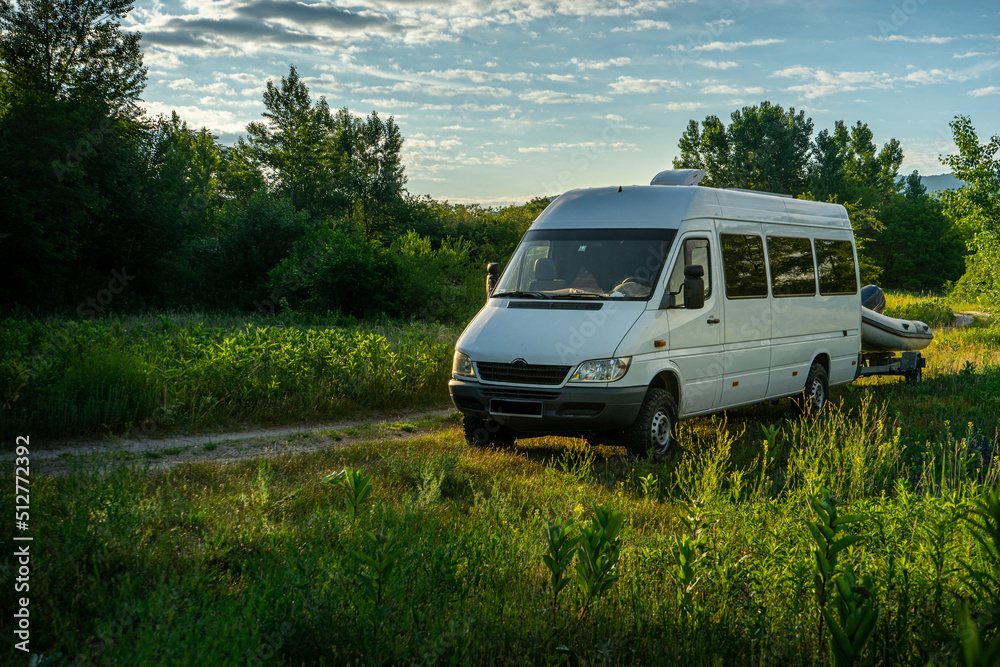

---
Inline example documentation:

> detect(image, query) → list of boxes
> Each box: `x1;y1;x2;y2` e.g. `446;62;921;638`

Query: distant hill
920;173;965;193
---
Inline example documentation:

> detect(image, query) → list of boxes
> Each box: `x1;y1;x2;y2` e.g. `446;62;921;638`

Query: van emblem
512;358;527;365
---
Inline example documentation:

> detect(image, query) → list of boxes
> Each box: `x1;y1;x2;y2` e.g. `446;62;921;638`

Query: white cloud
611;19;672;32
954;51;998;58
144;47;184;70
546;73;577;82
609;76;682;94
518;146;550;153
657;101;709;112
706;18;734;29
702;84;764;95
427;68;531;83
140;102;252;134
902;69;948;84
697;59;739;70
870;35;953;44
690;38;783;52
351;81;513;98
520;89;613;104
163;78;237;96
969;85;1000;96
772;66;895;98
567;56;632;70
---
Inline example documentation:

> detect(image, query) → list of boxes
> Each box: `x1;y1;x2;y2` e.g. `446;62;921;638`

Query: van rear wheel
624;388;678;459
463;415;516;449
798;363;829;416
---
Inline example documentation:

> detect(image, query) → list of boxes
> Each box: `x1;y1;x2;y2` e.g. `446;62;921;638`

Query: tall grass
3;314;998;664
0;313;458;438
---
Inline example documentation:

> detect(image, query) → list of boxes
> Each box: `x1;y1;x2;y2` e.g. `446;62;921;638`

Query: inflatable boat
859;285;933;352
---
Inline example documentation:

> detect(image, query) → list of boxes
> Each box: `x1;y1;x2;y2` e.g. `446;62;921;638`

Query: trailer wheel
463;415;516;449
906;365;922;385
623;388;678;459
798;363;829;416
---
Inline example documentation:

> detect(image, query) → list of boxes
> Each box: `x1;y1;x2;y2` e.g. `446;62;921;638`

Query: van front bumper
448;379;646;434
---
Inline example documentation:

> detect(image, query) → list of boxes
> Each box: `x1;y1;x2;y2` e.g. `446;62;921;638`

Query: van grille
476;362;571;386
481;388;560;400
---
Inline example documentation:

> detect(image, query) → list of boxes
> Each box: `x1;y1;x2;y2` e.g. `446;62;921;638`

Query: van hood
456;299;645;367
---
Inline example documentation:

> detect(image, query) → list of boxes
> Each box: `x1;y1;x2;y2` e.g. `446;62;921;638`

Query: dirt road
6;407;458;475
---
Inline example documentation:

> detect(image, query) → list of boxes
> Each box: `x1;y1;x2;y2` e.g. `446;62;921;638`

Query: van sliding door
717;222;772;408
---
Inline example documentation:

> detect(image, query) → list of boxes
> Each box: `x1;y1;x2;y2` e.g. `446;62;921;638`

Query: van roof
532;184;851;230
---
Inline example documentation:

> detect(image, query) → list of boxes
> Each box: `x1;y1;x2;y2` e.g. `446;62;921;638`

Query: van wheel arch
649;371;680;407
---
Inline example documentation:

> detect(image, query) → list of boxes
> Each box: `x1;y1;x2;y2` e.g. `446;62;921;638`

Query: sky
127;0;1000;205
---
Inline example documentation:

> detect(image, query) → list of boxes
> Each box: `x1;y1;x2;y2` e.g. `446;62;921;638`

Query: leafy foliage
940;115;1000;302
0;0;146;116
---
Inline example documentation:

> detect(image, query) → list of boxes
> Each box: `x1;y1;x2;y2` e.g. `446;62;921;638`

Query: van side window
767;236;817;297
815;240;858;295
720;233;767;299
667;238;712;300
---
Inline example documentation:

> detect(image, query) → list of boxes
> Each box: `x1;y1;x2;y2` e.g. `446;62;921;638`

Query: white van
449;169;861;457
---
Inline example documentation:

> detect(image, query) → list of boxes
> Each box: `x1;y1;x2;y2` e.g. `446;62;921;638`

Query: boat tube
861;307;933;351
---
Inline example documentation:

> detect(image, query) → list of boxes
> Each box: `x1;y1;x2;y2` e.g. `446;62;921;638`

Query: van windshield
493;228;677;300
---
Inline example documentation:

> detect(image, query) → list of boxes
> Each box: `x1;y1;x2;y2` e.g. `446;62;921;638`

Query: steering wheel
620;275;652;287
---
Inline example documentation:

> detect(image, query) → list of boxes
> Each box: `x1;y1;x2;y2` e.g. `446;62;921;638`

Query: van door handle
707;316;720;324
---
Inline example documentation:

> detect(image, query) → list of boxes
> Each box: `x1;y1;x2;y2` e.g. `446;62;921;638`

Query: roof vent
650;169;706;186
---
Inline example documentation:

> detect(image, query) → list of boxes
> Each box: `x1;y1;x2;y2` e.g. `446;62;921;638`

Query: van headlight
452;351;476;378
569;357;631;382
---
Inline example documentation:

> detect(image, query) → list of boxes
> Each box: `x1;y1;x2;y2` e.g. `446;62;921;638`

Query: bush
271;225;481;323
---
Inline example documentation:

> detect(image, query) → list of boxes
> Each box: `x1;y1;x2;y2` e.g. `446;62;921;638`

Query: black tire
798;362;829;416
906;365;922;385
462;415;516;449
623;388;678;459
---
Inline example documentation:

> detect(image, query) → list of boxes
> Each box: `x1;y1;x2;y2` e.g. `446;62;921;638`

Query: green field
1;299;998;665
0;313;458;439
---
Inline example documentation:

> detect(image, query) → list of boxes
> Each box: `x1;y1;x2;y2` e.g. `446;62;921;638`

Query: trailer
857;350;926;384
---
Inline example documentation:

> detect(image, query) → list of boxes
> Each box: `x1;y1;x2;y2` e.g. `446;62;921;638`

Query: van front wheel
624;388;678;459
463;415;516;449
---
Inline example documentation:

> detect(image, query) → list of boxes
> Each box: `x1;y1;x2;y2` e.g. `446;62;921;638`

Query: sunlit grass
1;314;458;438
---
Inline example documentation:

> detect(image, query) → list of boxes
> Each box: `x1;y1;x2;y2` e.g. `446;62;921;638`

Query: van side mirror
683;265;705;310
487;262;500;298
659;264;706;309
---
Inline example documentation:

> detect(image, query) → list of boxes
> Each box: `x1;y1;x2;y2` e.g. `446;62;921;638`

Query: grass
2;302;998;665
0;312;458;439
882;292;956;328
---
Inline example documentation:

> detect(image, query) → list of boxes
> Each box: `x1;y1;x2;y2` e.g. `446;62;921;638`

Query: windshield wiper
492;290;552;299
548;292;605;299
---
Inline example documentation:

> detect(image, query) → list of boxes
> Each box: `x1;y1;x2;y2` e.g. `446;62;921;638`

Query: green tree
940;115;1000;301
330;107;407;239
245;65;335;214
673;102;813;194
0;0;146;117
808;120;902;209
0;87;95;309
871;171;966;291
